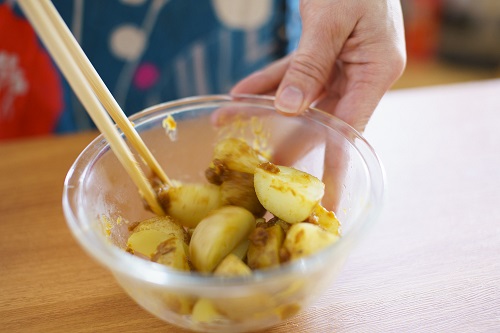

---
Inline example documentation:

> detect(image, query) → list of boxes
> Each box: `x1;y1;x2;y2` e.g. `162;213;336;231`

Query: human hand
231;0;406;133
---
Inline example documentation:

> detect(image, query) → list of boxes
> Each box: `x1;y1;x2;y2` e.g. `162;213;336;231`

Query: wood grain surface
1;80;499;332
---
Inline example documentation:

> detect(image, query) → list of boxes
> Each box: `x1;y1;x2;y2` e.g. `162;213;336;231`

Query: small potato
190;206;256;273
254;163;325;224
214;253;252;276
127;216;186;258
213;292;276;322
209;138;266;174
231;238;250;261
264;216;292;233
151;237;190;271
220;169;266;217
281;222;339;261
310;205;341;236
158;183;223;228
130;215;185;239
192;298;225;323
247;224;285;270
127;230;170;258
160;291;195;315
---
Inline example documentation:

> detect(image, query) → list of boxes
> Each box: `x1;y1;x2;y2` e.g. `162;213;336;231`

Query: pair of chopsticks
17;0;171;216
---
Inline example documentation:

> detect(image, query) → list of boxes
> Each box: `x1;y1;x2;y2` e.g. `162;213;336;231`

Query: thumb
275;1;348;114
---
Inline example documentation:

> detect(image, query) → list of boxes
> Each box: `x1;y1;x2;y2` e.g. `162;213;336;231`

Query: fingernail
276;86;303;113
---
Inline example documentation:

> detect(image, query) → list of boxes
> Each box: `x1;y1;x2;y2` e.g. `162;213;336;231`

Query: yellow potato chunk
310;204;341;236
281;222;339;261
189;206;255;273
210;138;265;174
158;183;223;228
254;163;325;223
151;237;190;271
192;298;224;323
214;253;252;276
247;224;285;270
127;216;186;258
220;169;266;217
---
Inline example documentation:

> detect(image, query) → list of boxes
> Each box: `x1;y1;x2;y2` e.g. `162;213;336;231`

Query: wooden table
1;80;499;332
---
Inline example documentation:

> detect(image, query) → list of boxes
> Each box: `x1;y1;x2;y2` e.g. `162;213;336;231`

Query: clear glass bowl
63;94;385;332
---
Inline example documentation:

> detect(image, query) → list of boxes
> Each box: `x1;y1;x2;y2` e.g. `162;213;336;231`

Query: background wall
394;0;500;89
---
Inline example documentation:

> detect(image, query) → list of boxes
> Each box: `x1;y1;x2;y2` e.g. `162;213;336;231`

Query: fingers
313;64;402;133
321;137;348;213
314;0;407;133
332;79;386;133
274;0;352;116
232;0;406;135
314;76;381;134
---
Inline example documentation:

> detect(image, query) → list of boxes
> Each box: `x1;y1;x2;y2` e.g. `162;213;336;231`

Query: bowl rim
62;93;386;287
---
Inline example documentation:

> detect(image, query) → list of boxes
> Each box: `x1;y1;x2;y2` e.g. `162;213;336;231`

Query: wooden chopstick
17;0;166;216
37;0;172;188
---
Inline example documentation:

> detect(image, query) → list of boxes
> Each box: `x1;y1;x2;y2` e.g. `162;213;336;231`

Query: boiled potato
231;238;250;260
220;169;265;216
127;230;170;258
281;222;339;261
189;206;255;272
192;298;225;323
214;253;252;276
247;224;285;270
158;183;223;228
213;292;276;321
310;204;341;236
254;163;325;223
209;138;266;174
160;291;195;315
151;237;190;271
205;138;266;216
127;216;186;258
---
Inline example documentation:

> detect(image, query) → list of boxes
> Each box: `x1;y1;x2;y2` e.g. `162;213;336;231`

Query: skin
231;0;407;133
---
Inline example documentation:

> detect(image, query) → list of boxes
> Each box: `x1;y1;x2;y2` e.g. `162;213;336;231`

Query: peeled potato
130;216;185;238
190;206;256;272
127;230;171;258
151;237;190;271
158;183;223;228
254;163;325;223
231;238;250;261
281;222;339;261
311;205;341;236
247;224;285;270
192;298;225;323
127;216;186;258
210;138;265;174
213;292;275;321
160;291;195;315
220;169;265;216
214;253;252;276
205;139;266;217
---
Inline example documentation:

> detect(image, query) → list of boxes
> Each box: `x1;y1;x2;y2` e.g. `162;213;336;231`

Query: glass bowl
62;94;385;332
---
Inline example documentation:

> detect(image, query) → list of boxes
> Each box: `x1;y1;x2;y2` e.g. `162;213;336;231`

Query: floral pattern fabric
0;0;300;140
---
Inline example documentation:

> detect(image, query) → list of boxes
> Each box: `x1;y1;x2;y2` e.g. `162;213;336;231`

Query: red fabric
0;4;63;140
404;0;443;60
